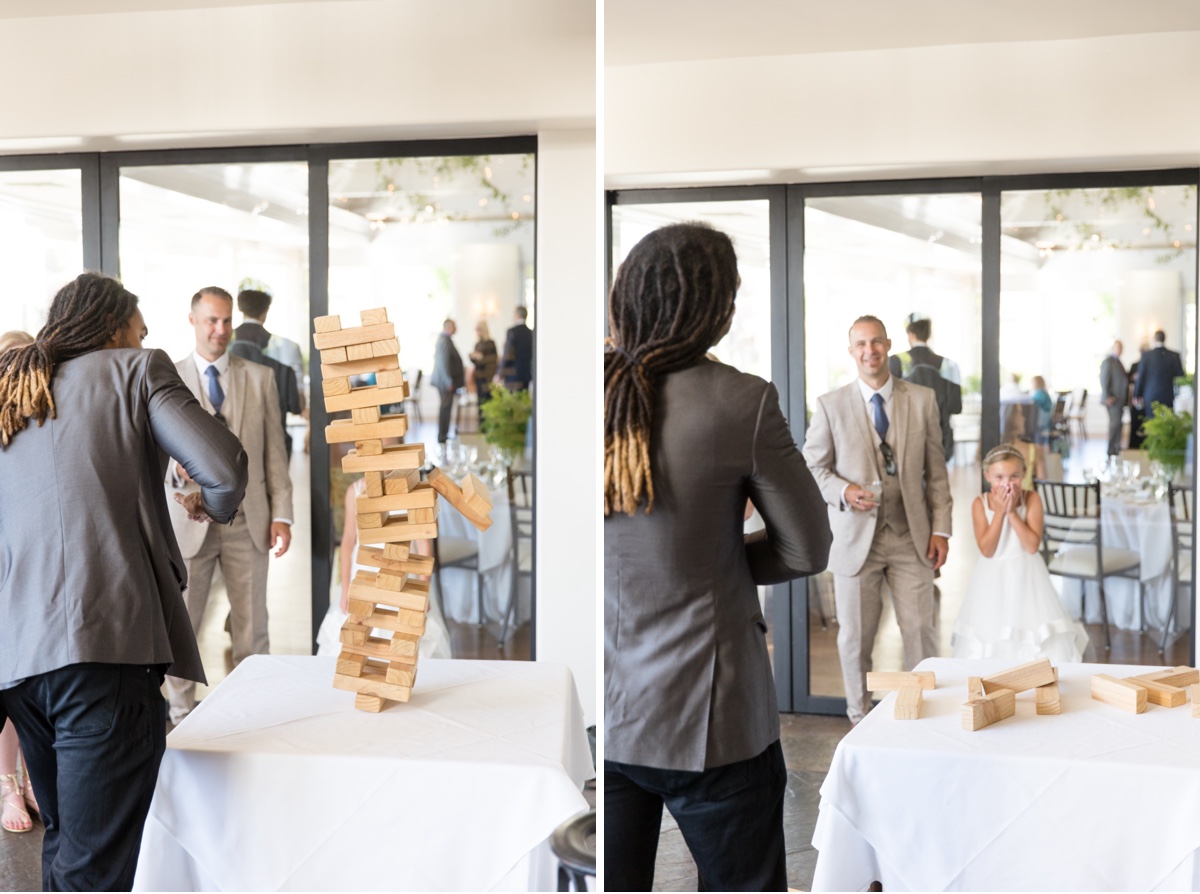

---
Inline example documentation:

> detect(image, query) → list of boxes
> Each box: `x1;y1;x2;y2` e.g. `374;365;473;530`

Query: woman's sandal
21;773;38;818
0;774;31;833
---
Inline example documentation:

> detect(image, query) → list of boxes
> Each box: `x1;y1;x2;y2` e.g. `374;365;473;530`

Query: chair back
1168;482;1194;571
1033;478;1102;564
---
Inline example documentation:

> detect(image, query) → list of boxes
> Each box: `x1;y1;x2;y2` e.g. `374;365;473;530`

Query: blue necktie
871;393;889;442
205;365;225;415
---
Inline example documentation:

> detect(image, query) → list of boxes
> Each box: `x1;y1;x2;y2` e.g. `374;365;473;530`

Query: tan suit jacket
166;353;292;556
802;377;952;576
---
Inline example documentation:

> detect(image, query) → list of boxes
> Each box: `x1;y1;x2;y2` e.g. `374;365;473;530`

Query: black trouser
1;663;167;892
604;740;788;892
437;387;456;444
475;379;492;425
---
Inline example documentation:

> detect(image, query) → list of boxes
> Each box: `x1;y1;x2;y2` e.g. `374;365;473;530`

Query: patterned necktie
871;392;889;442
205;365;225;415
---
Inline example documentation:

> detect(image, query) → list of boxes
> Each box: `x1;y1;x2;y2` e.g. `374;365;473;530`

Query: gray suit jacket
430;332;465;393
605;360;832;772
167;354;292;557
803;377;952;577
1101;355;1129;407
0;349;247;684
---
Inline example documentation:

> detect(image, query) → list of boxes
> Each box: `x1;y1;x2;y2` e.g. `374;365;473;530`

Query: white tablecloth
812;657;1200;892
1060;496;1186;633
134;655;592;892
438;485;531;625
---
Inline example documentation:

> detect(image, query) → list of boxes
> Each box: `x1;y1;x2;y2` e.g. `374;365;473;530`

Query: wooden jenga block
384;469;422;495
355;486;437;514
1192;684;1200;718
343;444;425;474
962;688;1016;731
1091;674;1147;714
967;676;983;698
1036;682;1061;715
325;384;409;413
375;570;407;592
326;415;408;443
335;650;366;677
427;467;492;531
460;473;492;515
1149;667;1200;687
320;354;400;379
895;685;922;720
314;315;342;333
383;542;411;561
363;471;384;498
360;308;388;325
346;597;374;620
355;439;384;456
333;664;412;702
337;633;417;664
866;671;936;691
347;342;375;362
1127;675;1189;708
353;407;381;425
348;571;430;612
320;347;348;364
372;338;400;357
386;663;417;688
409;505;437;524
356;511;387;529
390;633;421;660
357;546;434;577
339;619;370;646
355;519;439;545
346;604;425;637
376;368;406;389
355;693;386;713
322;377;351;398
981;659;1056;694
313;322;396;351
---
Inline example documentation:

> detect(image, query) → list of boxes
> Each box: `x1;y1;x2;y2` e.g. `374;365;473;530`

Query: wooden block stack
963;658;1058;731
866;671;936;720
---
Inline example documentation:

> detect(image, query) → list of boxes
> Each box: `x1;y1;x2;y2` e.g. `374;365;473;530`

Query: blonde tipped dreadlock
604;223;739;516
0;273;139;447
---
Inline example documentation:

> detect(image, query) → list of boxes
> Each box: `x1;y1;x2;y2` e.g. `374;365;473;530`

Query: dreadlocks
604;223;739;516
0;272;139;446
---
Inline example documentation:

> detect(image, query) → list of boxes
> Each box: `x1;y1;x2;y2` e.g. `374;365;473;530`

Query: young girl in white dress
952;445;1088;662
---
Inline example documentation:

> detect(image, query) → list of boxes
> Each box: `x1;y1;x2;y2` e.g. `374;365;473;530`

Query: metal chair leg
1160;579;1177;656
475;568;484;629
1098;580;1112;651
499;569;518;648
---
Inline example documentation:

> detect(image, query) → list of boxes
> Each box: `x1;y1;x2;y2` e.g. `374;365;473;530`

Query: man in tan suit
165;286;294;725
803;315;952;723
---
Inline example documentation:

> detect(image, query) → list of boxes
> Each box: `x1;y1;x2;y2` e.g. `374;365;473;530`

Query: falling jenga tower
313;307;492;712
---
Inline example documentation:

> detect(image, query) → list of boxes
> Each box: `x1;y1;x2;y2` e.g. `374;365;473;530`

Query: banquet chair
1163;482;1194;655
432;534;484;640
401;368;423;425
454;386;477;434
550;809;595;892
1067;389;1088;444
1033;478;1141;651
499;467;533;648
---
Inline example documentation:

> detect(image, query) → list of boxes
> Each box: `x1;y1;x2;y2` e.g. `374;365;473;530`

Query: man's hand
845;484;879;512
174;461;193;484
270;522;292;558
174;491;214;523
927;534;950;570
1105;396;1115;406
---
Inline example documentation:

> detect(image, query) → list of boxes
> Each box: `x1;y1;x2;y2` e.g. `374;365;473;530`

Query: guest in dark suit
1133;329;1185;417
430;318;465;444
604;224;832;892
0;273;246;890
1128;342;1149;448
1100;340;1128;457
498;306;533;391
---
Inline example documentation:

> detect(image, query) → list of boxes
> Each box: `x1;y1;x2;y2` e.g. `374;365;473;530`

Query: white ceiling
0;0;351;17
606;0;1200;65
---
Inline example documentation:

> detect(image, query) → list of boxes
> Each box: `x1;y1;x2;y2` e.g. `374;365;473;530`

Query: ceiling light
523;194;531;202
511;212;519;220
1144;227;1151;235
1091;234;1100;242
1187;224;1194;232
1148;196;1157;210
484;166;493;179
1175;240;1182;248
479;198;488;207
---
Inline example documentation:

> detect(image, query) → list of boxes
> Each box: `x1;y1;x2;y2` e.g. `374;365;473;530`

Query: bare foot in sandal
21;773;38;818
0;774;31;833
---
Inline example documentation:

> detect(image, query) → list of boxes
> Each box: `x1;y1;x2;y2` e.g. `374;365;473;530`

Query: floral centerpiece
1141;401;1193;478
480;384;532;468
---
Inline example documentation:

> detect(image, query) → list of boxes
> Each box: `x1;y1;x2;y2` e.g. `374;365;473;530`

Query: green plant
1141;402;1193;474
480;384;532;463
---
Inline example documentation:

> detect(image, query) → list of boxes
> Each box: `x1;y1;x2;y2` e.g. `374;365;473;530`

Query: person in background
604;223;831;892
1133;329;1185;417
1100;340;1129;457
430;318;465;445
469;320;498;425
0;273;246;888
498;306;533;391
235;288;308;457
999;372;1024;400
1030;375;1054;446
1128;340;1151;449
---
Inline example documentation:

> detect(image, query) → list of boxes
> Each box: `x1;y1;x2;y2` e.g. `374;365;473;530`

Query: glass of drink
864;480;883;505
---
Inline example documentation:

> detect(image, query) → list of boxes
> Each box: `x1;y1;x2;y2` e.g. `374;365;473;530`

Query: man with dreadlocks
0;272;247;890
604;223;831;892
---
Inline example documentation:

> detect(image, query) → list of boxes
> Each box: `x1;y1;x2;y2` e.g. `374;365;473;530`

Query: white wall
535;129;598;725
607;31;1200;185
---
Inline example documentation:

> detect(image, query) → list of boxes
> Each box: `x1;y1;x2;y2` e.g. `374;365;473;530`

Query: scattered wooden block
354;518;439;545
355;486;437;514
320;354;400;379
314;315;342;333
384;469;422;495
363;471;384;498
355;693;386;713
313;322;396;351
1091;674;1147;714
326;415;408;443
895;685;922;720
981;659;1056;694
460;473;492;515
1192;684;1200;718
322;377;351;398
427;467;492;531
866;670;936;691
335;651;367;677
320;347;348;365
372;338;400;357
1036;682;1061;715
408;505;438;524
353;407;381;425
377;368;407;389
342;444;426;474
325;384;409;413
355;439;384;456
967;676;983;699
347;342;375;362
1147;667;1200;688
1123;667;1198;708
360;308;388;325
963;688;1016;731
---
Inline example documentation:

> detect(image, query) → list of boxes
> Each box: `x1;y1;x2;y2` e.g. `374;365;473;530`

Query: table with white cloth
1058;494;1188;635
812;657;1200;892
133;655;593;892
